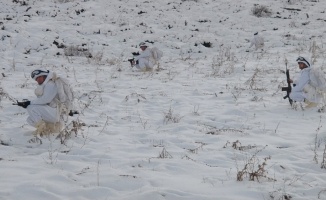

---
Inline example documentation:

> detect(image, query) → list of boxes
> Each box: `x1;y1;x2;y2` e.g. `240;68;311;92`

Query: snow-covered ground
1;0;326;199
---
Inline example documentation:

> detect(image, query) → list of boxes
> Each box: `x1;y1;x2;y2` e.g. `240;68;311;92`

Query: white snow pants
26;105;59;127
290;90;321;103
135;58;154;71
289;91;306;102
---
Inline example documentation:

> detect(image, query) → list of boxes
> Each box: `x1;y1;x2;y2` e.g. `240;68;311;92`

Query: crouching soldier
17;69;74;136
130;42;163;72
289;57;320;108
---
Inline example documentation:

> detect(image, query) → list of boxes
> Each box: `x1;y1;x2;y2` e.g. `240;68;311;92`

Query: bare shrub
46;136;58;165
64;45;92;58
148;147;173;163
188;142;207;154
0;87;17;103
137;113;148;130
124;93;146;103
312;116;323;165
309;40;321;64
56;119;86;144
106;52;123;70
319;189;326;199
158;148;173;159
251;5;272;18
236;146;276;182
12;0;28;6
106;57;121;66
89;51;103;65
289;21;297;28
224;140;256;151
211;46;236;77
321;144;326;169
28;136;43;144
163;107;182;124
246;69;259;89
212;46;235;67
206;128;243;135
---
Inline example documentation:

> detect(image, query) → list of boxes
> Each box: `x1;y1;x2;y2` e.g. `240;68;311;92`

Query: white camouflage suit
249;32;264;50
134;47;154;71
290;67;320;103
27;71;60;127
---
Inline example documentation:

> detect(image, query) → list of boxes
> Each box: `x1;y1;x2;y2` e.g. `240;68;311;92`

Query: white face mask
34;72;55;96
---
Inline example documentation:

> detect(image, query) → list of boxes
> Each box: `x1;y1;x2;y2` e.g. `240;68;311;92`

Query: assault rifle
13;100;79;116
128;52;140;67
281;59;293;105
128;58;135;66
12;99;30;108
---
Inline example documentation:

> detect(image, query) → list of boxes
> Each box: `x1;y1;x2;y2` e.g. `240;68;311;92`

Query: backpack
54;77;74;117
309;67;326;92
150;47;163;62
